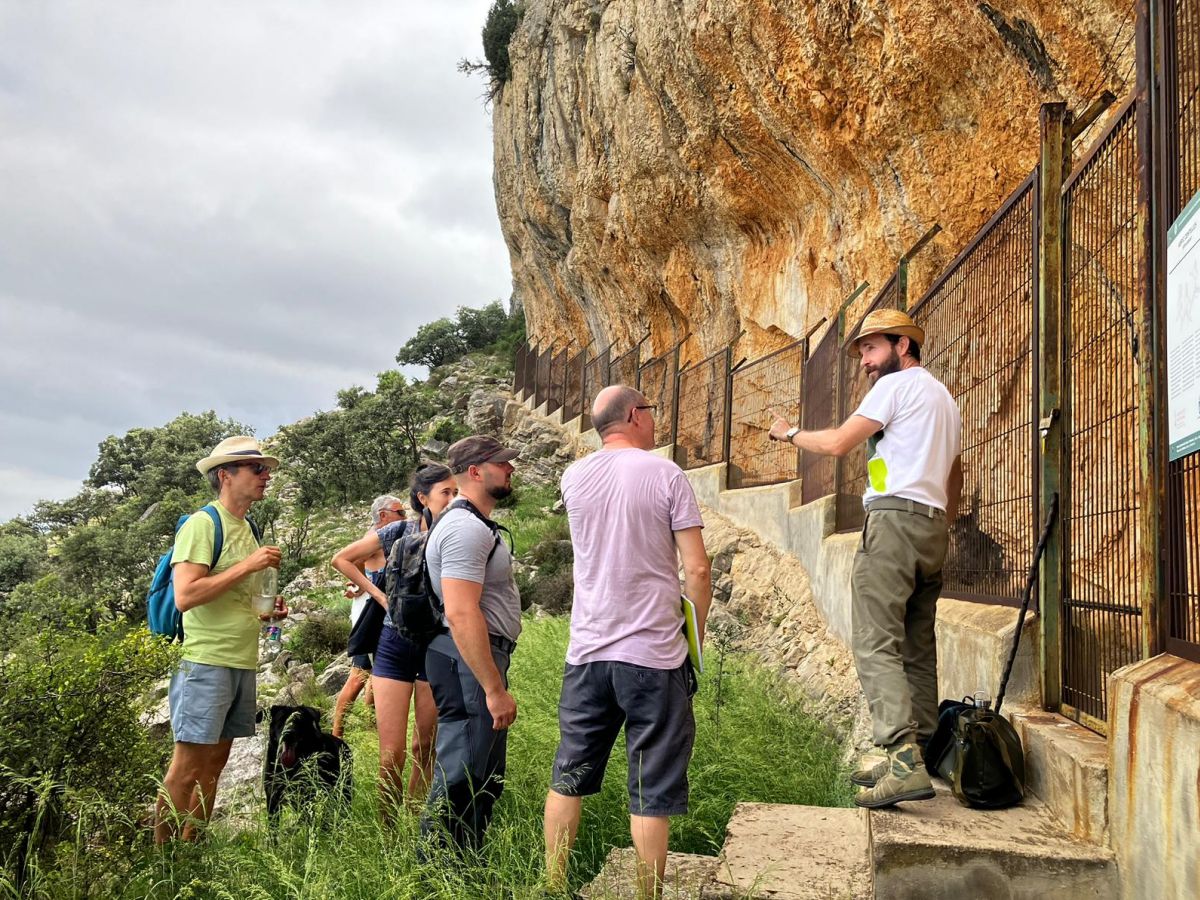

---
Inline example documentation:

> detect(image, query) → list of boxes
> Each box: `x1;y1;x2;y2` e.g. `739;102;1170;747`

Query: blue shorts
168;659;257;744
373;624;428;683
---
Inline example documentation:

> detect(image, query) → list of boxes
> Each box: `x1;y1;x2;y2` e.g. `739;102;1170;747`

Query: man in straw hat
769;309;962;808
154;436;286;842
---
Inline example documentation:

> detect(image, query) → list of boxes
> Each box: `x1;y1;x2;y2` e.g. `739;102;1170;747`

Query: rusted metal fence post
1038;101;1070;712
1135;0;1165;661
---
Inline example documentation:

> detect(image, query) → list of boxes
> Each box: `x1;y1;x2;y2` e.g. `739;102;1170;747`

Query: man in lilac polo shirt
543;385;713;900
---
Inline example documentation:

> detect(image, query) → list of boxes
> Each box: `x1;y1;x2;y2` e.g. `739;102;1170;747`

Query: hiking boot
853;742;935;809
850;756;890;788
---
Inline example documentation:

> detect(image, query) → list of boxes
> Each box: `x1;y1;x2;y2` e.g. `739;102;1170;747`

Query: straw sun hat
195;436;280;475
847;309;926;358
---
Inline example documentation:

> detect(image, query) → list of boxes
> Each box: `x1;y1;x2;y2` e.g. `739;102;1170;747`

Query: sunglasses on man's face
229;461;272;476
627;404;656;423
381;507;406;519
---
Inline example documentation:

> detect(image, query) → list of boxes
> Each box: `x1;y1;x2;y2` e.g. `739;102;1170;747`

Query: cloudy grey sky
0;1;512;521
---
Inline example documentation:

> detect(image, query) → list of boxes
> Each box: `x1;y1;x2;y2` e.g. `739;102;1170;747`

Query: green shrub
287;610;350;667
0;625;177;885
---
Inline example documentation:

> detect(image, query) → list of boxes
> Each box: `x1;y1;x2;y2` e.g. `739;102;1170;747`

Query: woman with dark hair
331;463;458;816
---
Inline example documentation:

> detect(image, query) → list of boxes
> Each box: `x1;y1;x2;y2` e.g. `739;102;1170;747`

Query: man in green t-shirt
154;436;286;844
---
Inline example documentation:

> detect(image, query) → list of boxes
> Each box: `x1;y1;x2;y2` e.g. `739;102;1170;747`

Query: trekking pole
995;492;1059;715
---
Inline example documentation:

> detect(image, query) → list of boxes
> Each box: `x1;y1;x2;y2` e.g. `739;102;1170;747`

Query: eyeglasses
381;507;406;519
228;461;271;475
627;404;657;423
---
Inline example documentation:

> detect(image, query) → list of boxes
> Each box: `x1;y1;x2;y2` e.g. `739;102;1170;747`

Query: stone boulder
317;660;352;694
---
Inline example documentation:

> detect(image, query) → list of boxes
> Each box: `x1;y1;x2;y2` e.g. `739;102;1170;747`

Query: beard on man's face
487;483;513;501
868;347;902;383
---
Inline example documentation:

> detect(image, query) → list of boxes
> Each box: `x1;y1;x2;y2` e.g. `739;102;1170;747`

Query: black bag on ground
346;570;386;657
926;697;1026;809
924;494;1058;810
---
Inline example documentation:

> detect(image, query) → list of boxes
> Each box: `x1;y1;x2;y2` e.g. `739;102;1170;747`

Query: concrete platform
1008;708;1108;843
581;848;719;900
870;784;1117;899
707;803;871;899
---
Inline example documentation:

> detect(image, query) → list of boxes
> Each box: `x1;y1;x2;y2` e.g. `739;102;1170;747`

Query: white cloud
0;0;512;521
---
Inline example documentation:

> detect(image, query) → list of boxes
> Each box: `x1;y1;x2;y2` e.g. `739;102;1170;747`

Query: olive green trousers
850;505;949;747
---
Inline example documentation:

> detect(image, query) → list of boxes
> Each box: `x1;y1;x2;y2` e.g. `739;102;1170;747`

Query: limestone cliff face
493;0;1132;360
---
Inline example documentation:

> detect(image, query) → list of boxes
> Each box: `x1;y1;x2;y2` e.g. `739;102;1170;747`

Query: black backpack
384;498;511;644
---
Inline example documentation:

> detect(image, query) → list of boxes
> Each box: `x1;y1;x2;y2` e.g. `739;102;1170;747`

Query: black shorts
550;659;696;816
373;624;428;683
349;654;373;671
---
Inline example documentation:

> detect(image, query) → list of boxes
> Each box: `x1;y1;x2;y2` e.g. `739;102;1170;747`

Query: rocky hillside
493;0;1132;359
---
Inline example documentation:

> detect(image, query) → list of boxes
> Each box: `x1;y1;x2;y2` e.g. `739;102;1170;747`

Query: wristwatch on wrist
784;426;801;443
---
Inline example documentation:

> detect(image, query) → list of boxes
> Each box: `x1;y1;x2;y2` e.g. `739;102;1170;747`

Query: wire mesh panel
835;277;901;532
801;325;839;504
674;349;729;470
513;343;527;398
909;171;1039;606
609;345;641;390
547;349;568;415
1164;0;1200;663
639;349;679;448
524;346;538;403
535;347;552;409
727;341;804;489
581;348;610;432
1061;99;1147;727
561;350;586;424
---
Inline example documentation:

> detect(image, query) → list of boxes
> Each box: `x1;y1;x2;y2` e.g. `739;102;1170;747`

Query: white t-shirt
852;366;961;511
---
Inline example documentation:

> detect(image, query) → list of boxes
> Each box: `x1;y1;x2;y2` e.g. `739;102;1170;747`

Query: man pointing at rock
769;310;962;808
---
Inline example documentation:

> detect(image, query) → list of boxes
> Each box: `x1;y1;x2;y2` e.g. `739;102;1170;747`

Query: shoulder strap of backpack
444;497;512;562
201;504;224;570
246;515;263;544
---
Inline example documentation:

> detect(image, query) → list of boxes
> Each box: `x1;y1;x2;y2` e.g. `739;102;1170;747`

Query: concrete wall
1108;654;1200;900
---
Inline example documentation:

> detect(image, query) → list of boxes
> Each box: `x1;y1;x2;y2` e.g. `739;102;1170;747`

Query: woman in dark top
331;463;458;817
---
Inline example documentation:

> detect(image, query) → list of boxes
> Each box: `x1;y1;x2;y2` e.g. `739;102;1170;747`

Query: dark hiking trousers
420;632;512;852
851;503;949;748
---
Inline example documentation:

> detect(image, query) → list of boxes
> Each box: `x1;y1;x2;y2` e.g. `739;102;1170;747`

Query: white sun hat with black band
196;436;280;475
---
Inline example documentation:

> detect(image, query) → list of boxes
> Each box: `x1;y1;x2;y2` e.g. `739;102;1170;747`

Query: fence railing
910;170;1040;607
727;341;804;490
674;348;731;471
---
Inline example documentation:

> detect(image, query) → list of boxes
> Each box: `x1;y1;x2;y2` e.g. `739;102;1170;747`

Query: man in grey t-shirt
420;434;522;851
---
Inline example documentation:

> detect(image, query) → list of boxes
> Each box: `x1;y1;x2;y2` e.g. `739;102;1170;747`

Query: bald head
592;385;645;437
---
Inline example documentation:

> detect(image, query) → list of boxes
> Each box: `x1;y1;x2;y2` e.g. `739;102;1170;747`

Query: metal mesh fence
513;343;527;397
535;347;552;409
609;345;641;392
801;325;840;504
581;348;610;432
639;349;679;448
562;350;585;423
909;171;1039;605
727;341;804;489
1165;0;1200;662
835;277;901;532
547;349;567;415
1060;99;1146;725
674;349;729;470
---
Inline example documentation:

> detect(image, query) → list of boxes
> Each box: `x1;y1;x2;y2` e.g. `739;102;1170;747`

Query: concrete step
871;783;1118;899
581;848;720;900
707;802;871;899
1007;708;1109;843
